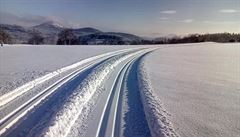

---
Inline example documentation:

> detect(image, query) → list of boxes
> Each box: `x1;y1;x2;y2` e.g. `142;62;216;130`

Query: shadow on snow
121;52;153;137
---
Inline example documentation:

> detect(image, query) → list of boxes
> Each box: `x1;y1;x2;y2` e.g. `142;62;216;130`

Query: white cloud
0;11;81;28
219;9;239;13
161;10;176;14
0;11;51;26
179;19;193;23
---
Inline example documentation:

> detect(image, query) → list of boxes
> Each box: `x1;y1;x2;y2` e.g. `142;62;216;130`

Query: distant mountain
0;24;33;43
30;22;65;44
31;21;63;35
0;22;145;45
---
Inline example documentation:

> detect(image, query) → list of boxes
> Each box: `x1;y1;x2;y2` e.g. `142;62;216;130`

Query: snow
1;43;239;137
0;44;143;95
42;49;146;137
143;43;240;137
138;59;178;137
0;46;136;107
0;47;136;135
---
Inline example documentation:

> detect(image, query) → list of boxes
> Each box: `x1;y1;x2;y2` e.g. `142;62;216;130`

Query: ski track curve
1;47;179;137
42;49;149;137
76;48;156;137
0;48;141;136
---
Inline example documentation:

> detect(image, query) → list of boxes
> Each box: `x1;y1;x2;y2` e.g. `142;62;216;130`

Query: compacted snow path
0;47;162;137
85;50;153;137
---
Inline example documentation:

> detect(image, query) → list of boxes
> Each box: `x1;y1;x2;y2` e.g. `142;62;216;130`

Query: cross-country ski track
1;43;239;137
0;47;175;137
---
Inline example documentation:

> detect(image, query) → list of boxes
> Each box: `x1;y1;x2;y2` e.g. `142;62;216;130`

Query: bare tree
28;30;44;45
0;30;12;45
57;29;78;45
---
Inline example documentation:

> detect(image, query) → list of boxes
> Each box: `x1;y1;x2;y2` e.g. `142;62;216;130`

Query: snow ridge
137;58;179;137
0;48;134;107
43;50;143;137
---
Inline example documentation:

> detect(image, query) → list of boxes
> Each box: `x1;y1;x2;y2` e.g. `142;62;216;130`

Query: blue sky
0;0;239;37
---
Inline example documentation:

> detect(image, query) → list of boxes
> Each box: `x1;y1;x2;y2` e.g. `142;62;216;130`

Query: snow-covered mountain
31;21;64;35
0;22;144;45
0;24;33;43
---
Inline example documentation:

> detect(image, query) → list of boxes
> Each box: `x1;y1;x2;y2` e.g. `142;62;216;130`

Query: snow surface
138;59;178;137
0;46;137;108
144;43;240;137
0;48;139;135
1;43;239;137
0;44;145;95
42;49;146;137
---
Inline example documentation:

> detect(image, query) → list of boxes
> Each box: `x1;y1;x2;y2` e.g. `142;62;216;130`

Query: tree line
0;29;240;45
0;29;77;45
154;33;240;44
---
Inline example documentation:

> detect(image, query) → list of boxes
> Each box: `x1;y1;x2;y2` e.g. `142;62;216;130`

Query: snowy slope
143;43;240;137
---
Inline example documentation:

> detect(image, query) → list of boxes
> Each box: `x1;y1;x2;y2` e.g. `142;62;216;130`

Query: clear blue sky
0;0;239;37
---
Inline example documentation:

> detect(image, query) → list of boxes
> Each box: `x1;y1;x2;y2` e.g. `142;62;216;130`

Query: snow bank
137;59;179;137
43;49;145;137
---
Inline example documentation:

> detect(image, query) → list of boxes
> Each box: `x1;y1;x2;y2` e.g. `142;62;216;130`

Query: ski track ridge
137;54;179;137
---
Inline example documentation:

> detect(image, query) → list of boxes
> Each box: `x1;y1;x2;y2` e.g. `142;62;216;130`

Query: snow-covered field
143;43;240;137
0;43;239;137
